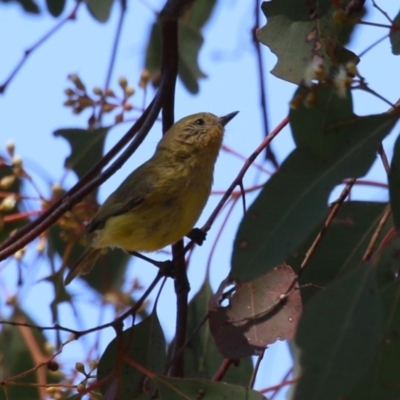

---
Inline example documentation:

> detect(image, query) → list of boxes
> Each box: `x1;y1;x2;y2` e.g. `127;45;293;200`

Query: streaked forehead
179;112;219;125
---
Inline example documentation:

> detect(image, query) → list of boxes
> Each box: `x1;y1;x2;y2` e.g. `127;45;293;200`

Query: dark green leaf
0;309;61;400
181;0;217;30
53;127;109;185
153;375;267;400
258;0;358;84
287;201;387;305
47;224;130;294
348;217;400;399
232;87;398;282
1;0;40;13
97;310;166;398
46;0;65;17
183;280;253;385
390;10;400;55
293;263;383;400
389;133;400;229
85;0;113;22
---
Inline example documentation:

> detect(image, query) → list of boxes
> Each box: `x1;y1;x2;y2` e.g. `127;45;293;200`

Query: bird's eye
194;118;205;125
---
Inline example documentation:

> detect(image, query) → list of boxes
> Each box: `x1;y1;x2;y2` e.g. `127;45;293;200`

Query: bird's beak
219;111;239;126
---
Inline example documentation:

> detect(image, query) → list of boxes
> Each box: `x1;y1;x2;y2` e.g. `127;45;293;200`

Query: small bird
64;111;238;284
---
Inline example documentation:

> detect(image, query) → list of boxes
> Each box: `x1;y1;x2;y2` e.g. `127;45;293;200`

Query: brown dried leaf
209;264;302;359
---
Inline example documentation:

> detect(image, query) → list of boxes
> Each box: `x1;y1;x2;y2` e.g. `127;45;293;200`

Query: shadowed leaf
209;264;302;359
46;0;65;17
390;11;400;55
293;263;383;400
389;133;400;229
97;310;166;398
85;0;113;22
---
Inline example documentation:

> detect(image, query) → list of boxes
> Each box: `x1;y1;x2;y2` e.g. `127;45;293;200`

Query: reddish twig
211;359;234;382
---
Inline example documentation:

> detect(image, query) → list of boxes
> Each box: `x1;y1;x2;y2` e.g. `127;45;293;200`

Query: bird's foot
186;228;207;246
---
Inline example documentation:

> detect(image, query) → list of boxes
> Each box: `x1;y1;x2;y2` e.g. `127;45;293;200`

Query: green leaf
97;310;166;398
0;309;61;400
1;0;40;13
47;224;130;294
183;281;253;385
53;127;109;184
287;201;387;305
232;87;398;282
85;0;113;22
389;133;400;229
293;263;383;400
390;10;400;55
347;217;400;399
46;0;65;17
152;375;267;400
257;0;358;84
144;0;217;94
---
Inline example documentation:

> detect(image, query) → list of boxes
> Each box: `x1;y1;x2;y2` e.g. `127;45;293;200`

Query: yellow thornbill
64;111;239;284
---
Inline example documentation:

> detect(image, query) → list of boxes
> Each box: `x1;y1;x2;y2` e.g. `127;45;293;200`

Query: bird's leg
127;251;176;278
186;228;207;246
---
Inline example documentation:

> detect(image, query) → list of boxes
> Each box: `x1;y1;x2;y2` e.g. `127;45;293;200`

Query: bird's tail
64;247;102;285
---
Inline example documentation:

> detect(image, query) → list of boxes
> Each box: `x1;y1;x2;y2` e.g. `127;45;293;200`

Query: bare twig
249;348;265;389
299;179;357;274
0;2;82;94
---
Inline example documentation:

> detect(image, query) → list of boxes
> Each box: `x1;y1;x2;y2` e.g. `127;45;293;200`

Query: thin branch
252;0;278;169
96;0;128;126
211;359;234;382
299;178;357;274
0;1;82;94
249;349;265;389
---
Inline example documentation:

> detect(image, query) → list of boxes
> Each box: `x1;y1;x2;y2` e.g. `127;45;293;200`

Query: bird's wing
86;163;156;233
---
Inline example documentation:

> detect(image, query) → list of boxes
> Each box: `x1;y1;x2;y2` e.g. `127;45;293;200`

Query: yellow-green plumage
64;111;238;284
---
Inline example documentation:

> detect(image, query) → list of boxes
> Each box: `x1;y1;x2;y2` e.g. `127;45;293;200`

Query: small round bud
114;113;123;124
52;183;63;197
89;360;98;371
6;141;15;156
76;383;86;392
105;88;116;98
46;387;57;395
0;175;16;189
75;362;85;373
125;86;135;97
93;87;103;95
123;103;133;111
53;391;63;400
139;69;150;88
12;156;22;168
102;103;117;113
118;76;128;88
47;361;59;372
14;248;25;260
64;88;75;96
0;195;17;211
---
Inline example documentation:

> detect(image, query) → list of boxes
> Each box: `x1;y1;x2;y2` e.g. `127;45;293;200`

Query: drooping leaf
390;10;400;55
232;86;398;282
97;310;166;398
292;263;383;400
152;375;267;400
257;0;358;83
85;0;113;22
183;280;253;385
53;127;109;184
1;0;40;13
347;216;400;399
389;133;400;229
144;0;217;94
209;264;302;359
287;201;387;305
46;0;65;17
0;309;61;400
